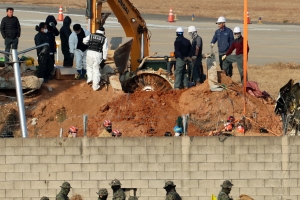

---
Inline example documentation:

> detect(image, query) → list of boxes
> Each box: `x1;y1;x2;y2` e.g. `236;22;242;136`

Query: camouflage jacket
217;191;233;200
112;188;125;200
165;189;181;200
56;192;69;200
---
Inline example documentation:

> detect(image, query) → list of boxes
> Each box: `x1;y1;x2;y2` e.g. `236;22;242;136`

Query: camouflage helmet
220;180;233;188
97;188;109;196
109;179;122;186
60;182;72;189
163;181;176;188
40;197;49;200
128;196;139;200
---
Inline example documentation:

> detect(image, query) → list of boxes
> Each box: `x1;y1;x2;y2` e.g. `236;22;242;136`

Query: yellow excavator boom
86;0;150;71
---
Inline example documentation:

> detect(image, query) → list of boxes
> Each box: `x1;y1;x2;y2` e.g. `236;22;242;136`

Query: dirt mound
0;75;282;137
89;89;202;137
179;78;281;135
90;76;281;137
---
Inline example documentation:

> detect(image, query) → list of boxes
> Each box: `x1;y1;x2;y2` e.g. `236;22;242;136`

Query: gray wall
0;136;298;200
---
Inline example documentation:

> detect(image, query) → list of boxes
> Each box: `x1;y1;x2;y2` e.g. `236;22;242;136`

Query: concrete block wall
0;136;299;200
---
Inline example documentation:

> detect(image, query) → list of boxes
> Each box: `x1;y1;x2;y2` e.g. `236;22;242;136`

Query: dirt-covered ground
2;62;296;138
2;0;300;24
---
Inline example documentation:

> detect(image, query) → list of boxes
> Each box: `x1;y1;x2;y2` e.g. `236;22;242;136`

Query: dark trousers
192;57;204;83
62;49;73;67
37;53;54;80
174;58;189;89
223;54;244;83
219;53;233;77
4;38;18;62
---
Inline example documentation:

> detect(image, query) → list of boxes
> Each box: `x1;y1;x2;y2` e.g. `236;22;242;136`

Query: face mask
43;29;48;33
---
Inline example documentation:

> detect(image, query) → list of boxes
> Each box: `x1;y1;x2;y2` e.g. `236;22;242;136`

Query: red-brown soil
0;73;281;138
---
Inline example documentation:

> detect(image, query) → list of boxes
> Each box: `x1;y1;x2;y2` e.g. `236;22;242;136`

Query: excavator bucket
112;38;133;74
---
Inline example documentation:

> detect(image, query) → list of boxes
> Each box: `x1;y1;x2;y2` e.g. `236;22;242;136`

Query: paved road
0;4;299;65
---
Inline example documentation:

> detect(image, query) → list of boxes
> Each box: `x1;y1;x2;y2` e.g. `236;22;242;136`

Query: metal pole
56;47;58;64
59;128;63;137
18;43;48;54
83;114;88;137
243;0;248;115
11;49;28;138
141;33;144;59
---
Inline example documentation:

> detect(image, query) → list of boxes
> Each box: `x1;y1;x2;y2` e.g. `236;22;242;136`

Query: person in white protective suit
69;24;90;79
83;26;108;91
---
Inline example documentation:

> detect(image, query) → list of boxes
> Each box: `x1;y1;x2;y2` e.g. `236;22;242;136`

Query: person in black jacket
0;7;21;62
34;22;54;83
45;15;59;65
59;16;73;67
173;27;191;90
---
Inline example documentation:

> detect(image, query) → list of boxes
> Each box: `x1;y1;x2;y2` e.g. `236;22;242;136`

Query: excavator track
122;71;174;93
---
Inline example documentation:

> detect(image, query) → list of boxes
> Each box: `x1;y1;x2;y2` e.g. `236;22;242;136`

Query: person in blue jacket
211;16;234;77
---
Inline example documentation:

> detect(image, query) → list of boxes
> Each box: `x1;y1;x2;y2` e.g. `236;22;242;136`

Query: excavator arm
86;0;150;71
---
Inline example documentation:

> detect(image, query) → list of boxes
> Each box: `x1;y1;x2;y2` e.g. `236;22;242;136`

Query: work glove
49;22;56;27
222;55;227;60
191;56;197;61
70;53;74;59
211;43;214;48
183;57;188;62
202;54;211;58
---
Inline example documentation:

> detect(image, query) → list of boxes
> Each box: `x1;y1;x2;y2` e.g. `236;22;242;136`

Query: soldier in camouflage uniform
218;180;233;200
56;182;72;200
109;179;126;200
41;197;49;200
97;188;109;200
163;181;181;200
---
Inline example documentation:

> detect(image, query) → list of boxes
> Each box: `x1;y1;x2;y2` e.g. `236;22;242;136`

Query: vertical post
11;49;28;138
83;114;88;137
141;33;144;59
243;0;248;115
59;127;63;137
56;48;58;64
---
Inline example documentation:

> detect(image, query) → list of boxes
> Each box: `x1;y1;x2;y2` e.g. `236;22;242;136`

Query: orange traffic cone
57;6;64;21
167;8;174;22
247;11;252;24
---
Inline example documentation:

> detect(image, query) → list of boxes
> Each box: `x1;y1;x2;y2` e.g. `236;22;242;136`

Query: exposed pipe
141;33;144;59
11;49;28;138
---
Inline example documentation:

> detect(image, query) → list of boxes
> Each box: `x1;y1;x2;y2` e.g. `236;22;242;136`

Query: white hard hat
233;27;241;33
176;27;184;33
187;26;197;33
216;16;226;24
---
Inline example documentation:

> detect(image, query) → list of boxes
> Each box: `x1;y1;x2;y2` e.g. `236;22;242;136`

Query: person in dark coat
0;7;21;62
45;15;59;65
34;22;54;83
59;16;73;67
